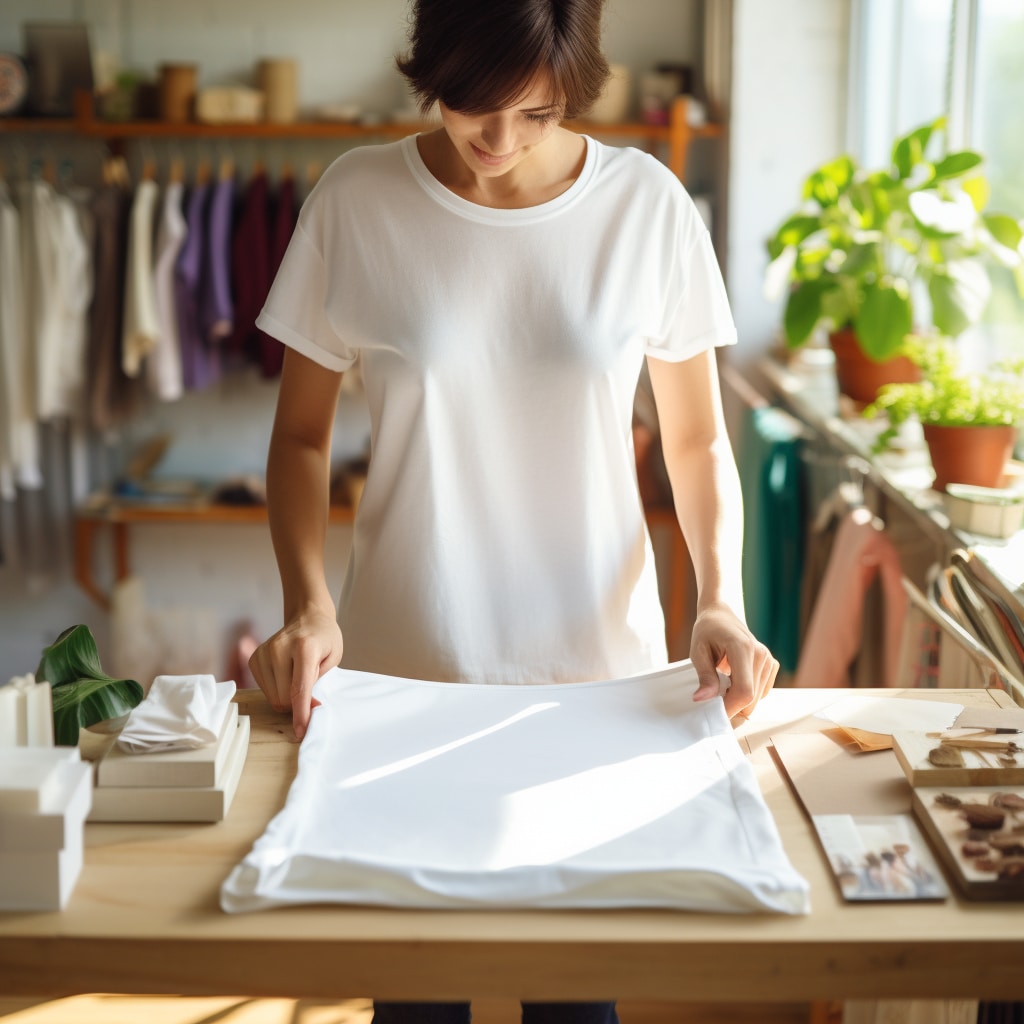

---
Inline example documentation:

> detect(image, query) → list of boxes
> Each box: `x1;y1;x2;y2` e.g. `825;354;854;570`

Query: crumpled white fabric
117;675;236;754
221;662;810;915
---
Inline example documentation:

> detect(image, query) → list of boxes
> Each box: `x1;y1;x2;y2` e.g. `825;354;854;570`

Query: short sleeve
645;226;738;362
255;220;357;372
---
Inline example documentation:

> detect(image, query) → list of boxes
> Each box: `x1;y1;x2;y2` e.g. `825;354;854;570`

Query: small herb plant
36;625;143;746
765;117;1024;361
862;338;1024;452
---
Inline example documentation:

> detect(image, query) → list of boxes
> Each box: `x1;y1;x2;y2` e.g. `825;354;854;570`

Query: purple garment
174;182;220;391
201;175;235;345
227;171;270;363
87;184;139;430
261;174;297;378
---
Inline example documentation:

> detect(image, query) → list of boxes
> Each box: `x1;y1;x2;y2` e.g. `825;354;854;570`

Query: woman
251;1;778;1019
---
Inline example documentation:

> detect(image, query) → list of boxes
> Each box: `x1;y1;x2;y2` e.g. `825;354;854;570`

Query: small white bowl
943;483;1024;538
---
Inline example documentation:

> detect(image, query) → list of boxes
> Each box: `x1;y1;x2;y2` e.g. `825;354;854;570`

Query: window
973;1;1024;346
851;0;1024;358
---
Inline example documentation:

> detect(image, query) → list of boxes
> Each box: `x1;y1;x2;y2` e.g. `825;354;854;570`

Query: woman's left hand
688;604;779;721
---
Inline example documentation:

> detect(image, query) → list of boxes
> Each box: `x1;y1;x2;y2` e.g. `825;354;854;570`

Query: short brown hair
396;0;610;119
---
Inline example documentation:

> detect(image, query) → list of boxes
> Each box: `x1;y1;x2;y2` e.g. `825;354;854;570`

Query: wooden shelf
1;92;722;180
76;498;355;526
73;499;355;610
0;116;77;134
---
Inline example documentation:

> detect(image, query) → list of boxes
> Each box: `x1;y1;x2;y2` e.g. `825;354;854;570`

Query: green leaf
783;280;827;348
50;677;145;747
866;169;901;190
892;119;943;179
35;624;143;746
853;278;913;361
794;245;831;271
35;624;105;687
928;261;992;337
961;175;991;212
983;213;1023;251
838;241;881;278
802;156;856;207
774;214;823;249
848;178;896;230
931;150;984;181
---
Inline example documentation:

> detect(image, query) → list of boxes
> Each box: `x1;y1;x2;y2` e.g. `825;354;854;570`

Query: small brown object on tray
928;744;965;768
960;803;1006;829
913;786;1024;900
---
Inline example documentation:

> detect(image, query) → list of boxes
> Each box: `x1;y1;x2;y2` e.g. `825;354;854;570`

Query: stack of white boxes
89;700;250;822
0;673;53;747
0;677;93;911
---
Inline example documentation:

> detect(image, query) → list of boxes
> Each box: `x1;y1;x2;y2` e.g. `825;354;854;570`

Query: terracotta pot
922;423;1018;492
828;327;920;406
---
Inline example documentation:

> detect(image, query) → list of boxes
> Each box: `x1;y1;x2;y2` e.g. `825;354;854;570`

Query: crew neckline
401;132;598;225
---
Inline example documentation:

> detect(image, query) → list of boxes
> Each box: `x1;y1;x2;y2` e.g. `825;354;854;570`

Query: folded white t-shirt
221;662;810;915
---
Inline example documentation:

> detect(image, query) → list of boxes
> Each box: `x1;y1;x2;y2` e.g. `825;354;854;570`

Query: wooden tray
893;730;1024;787
912;786;1024;900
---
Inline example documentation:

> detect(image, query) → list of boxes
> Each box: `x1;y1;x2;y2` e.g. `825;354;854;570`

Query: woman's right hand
249;606;343;740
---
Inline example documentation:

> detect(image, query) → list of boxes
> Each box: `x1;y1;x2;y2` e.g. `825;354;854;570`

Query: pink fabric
795;507;908;688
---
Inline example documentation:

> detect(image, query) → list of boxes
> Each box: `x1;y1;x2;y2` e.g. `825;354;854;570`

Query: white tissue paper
117;675;237;754
221;662;811;915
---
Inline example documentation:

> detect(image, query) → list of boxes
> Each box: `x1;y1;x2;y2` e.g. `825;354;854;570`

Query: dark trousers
372;1001;619;1023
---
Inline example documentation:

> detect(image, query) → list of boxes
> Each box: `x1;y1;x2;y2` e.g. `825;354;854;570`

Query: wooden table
1;687;1022;1005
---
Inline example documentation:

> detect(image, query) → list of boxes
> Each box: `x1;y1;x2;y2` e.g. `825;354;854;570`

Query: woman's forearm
646;351;747;620
263;349;346;623
266;429;337;621
661;434;746;619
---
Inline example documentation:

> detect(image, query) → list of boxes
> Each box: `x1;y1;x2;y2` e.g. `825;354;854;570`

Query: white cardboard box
0;759;92;852
0;746;80;814
96;702;239;789
0;823;83;911
89;714;250;823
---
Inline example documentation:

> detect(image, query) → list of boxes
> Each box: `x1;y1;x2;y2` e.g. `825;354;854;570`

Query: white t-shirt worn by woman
256;134;737;686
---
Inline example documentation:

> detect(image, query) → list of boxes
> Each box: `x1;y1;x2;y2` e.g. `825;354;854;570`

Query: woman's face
439;73;564;178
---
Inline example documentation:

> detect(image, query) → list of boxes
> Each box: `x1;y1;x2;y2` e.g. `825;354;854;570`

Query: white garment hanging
0;182;38;496
148;180;187;401
43;191;92;418
122;179;161;378
14;182;43;446
17;179;91;424
221;662;810;915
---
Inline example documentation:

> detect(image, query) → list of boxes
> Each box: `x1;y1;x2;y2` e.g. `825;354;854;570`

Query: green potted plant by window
764;117;1023;404
862;337;1024;492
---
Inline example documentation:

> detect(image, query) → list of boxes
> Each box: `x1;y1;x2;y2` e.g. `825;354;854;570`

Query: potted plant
35;624;143;746
764;117;1024;404
862;338;1024;492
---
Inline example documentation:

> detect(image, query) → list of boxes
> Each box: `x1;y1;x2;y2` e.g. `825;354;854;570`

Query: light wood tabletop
1;686;1022;1004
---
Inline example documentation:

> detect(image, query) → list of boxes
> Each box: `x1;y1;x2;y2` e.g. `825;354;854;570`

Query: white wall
726;0;851;371
0;0;702;680
0;0;698;120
